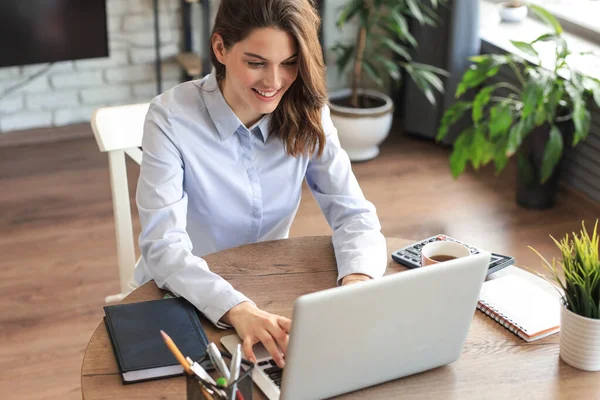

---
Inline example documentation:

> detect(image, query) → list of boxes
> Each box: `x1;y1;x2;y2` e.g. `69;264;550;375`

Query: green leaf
535;104;547;126
468;54;507;65
437;101;471;141
572;104;591;146
470;127;488;169
449;129;474;178
409;62;449;77
590;80;600;109
531;33;569;61
472;86;494;123
336;0;364;28
405;65;436;104
528;4;563;35
455;58;502;98
546;82;565;120
380;59;401;81
521;79;544;120
332;43;355;78
489;104;513;139
506;119;525;156
566;82;592;145
363;60;383;87
380;37;412;61
541;125;564;183
518;153;536;187
419;4;442;26
493;139;509;174
374;55;401;81
594;89;600;110
533;33;559;43
555;37;569;61
417;69;445;93
510;41;539;59
450;148;467;178
389;11;416;46
406;0;425;24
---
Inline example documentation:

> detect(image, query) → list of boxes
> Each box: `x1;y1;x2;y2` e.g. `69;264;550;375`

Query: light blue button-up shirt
135;73;387;328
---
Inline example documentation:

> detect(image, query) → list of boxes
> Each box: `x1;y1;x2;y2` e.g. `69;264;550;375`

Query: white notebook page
479;274;561;338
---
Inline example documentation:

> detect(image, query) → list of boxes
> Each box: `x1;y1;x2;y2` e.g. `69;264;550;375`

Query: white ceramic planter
329;89;394;162
499;4;528;22
560;304;600;371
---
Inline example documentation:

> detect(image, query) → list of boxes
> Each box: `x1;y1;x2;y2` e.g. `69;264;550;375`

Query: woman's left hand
341;273;372;286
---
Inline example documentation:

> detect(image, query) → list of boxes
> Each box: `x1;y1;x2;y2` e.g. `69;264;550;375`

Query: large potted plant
530;221;600;371
331;0;448;161
436;5;600;209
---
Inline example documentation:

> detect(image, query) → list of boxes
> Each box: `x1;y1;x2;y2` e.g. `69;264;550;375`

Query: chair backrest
91;103;149;299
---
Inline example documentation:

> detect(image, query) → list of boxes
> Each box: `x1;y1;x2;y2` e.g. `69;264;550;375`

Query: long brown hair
210;0;327;158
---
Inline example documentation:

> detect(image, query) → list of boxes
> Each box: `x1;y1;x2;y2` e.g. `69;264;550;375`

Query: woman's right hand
221;301;291;368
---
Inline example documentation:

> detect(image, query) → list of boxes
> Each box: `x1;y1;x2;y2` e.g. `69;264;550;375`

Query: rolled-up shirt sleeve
136;100;254;328
305;105;387;284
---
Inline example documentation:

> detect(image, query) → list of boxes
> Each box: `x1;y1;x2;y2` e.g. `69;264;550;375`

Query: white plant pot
329;89;394;162
560;304;600;371
499;4;528;22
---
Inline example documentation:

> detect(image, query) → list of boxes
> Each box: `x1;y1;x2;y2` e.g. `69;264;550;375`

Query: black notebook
104;297;210;383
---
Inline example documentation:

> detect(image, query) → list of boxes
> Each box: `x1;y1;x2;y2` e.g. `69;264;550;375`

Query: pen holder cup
187;353;254;400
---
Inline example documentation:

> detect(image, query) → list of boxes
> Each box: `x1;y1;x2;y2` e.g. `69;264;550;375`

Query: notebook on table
477;274;561;342
104;297;210;383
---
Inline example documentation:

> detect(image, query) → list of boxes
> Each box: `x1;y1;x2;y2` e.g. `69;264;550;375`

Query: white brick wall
0;67;20;80
0;95;23;114
130;44;179;65
50;71;105;90
0;0;183;133
27;91;79;111
81;86;132;105
74;51;129;71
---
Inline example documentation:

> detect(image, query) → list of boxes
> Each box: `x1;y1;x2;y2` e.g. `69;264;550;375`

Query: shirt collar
249;113;272;143
200;73;272;143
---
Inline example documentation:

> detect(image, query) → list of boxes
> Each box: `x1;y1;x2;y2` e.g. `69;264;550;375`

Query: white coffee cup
421;241;471;267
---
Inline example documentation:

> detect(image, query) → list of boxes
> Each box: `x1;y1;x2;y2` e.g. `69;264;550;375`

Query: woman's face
213;27;299;126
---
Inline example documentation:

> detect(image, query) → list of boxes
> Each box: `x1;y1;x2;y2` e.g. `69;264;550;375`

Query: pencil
198;383;215;400
160;329;192;375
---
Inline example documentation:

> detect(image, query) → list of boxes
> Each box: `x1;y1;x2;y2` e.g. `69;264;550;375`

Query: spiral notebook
477;274;561;342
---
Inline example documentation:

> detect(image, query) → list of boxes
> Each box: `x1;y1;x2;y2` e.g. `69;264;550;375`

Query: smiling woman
134;0;387;374
211;28;299;124
210;0;328;157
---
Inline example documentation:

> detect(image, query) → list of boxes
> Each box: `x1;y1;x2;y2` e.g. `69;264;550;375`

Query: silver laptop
221;252;491;400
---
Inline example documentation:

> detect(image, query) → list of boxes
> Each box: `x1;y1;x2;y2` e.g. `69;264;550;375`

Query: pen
207;342;231;380
194;381;215;400
160;330;192;375
228;344;244;400
187;357;227;399
187;357;217;386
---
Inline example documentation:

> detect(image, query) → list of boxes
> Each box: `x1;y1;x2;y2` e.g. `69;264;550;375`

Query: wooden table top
81;236;600;399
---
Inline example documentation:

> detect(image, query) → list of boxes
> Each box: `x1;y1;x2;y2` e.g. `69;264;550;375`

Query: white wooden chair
91;103;150;303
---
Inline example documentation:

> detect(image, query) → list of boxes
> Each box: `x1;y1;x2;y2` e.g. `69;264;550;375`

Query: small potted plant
436;5;600;209
529;221;600;371
499;0;528;23
331;0;448;161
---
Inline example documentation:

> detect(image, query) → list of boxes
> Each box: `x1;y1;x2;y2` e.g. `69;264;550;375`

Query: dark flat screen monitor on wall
0;0;109;68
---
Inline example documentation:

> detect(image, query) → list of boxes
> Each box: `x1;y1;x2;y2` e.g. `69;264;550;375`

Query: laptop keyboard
257;359;283;387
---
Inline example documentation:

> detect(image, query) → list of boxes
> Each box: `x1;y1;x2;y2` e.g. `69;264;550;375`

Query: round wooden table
81;236;600;399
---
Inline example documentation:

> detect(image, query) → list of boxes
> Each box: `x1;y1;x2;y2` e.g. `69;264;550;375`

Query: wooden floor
1;124;599;399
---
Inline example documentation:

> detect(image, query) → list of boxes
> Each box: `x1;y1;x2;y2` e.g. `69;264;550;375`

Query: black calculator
391;234;515;276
